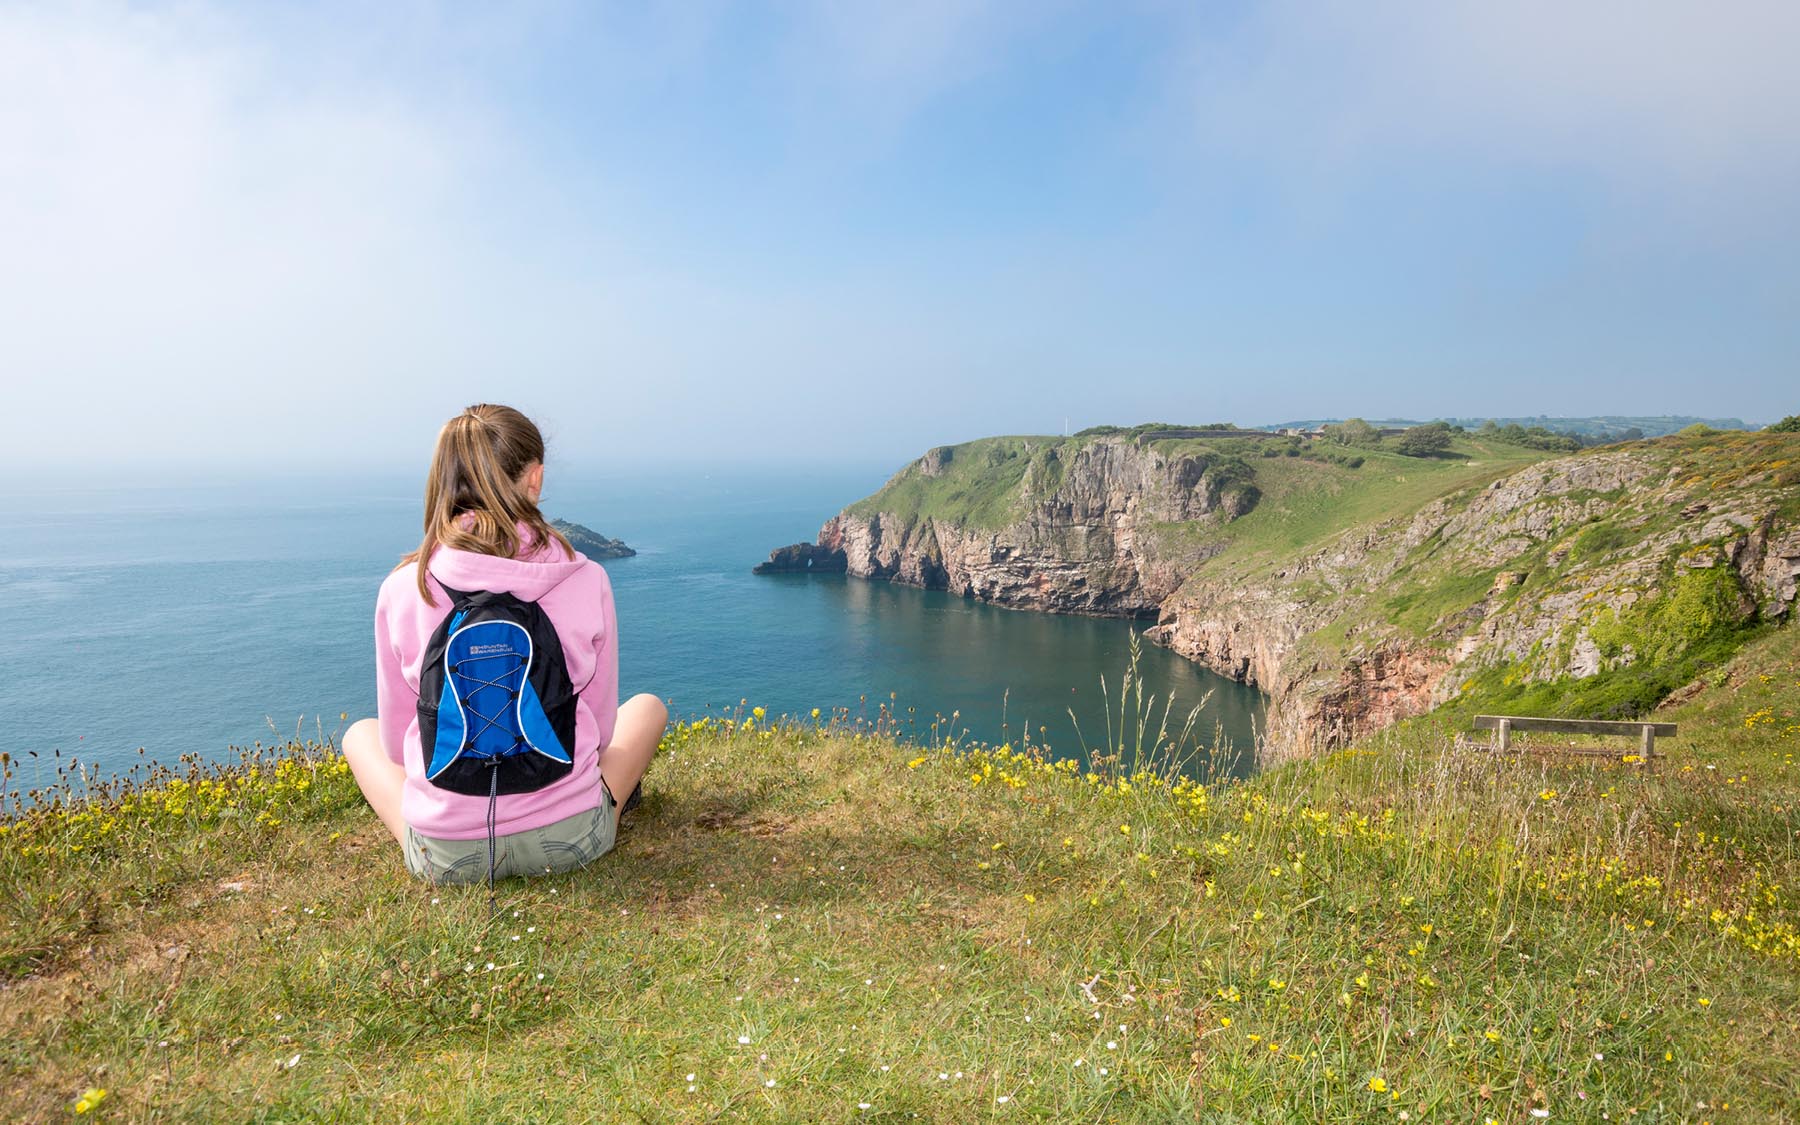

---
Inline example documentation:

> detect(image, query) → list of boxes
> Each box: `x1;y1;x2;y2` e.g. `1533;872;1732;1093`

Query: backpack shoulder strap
433;580;473;606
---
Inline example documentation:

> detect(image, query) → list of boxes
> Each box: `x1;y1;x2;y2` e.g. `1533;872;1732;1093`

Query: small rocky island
550;518;636;560
753;542;847;574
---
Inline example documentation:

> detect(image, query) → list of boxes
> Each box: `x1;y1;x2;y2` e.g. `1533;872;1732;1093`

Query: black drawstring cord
487;765;499;912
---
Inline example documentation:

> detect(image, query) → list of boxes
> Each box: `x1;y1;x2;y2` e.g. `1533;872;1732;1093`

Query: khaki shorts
403;798;616;885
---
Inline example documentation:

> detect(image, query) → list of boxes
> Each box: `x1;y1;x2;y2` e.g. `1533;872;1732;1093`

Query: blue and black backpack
417;584;576;806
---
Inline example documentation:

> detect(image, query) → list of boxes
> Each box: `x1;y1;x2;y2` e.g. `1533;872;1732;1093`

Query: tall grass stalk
1073;630;1215;782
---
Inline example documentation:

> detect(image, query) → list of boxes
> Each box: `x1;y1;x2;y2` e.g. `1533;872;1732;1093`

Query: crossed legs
342;691;669;844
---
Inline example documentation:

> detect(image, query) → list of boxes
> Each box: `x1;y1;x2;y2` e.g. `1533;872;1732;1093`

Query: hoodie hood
428;531;590;603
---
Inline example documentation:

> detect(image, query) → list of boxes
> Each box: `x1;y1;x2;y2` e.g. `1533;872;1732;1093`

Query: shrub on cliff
1393;422;1454;457
1321;418;1382;447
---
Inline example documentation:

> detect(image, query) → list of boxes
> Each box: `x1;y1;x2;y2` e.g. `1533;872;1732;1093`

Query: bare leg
343;718;406;843
599;693;667;829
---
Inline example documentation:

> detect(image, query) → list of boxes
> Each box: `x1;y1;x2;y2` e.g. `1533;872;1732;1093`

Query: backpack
417;584;576;801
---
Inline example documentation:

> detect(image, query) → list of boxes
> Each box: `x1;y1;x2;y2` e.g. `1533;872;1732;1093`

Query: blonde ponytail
400;404;573;606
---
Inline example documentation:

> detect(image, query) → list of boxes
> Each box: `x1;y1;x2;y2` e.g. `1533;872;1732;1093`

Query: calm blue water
1;467;1263;790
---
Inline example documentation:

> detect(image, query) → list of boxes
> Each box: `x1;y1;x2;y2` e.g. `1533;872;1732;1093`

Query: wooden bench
1472;715;1677;767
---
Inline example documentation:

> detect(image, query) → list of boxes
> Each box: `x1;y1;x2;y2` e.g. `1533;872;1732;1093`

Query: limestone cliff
812;437;1259;617
772;428;1800;760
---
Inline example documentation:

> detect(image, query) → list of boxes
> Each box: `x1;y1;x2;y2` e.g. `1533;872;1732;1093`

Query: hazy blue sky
3;1;1796;474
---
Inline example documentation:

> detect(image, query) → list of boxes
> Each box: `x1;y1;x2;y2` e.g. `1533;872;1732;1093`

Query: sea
1;465;1264;794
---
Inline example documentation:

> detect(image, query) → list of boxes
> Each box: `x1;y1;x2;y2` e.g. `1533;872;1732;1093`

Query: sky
2;1;1797;475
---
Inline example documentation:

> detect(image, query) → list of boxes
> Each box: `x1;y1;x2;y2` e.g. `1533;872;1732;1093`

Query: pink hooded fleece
374;534;618;839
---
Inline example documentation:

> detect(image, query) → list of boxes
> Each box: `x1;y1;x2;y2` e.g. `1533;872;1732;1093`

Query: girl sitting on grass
342;403;666;885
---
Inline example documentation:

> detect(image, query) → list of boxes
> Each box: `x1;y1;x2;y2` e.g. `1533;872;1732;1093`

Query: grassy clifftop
841;431;1558;536
5;628;1799;1120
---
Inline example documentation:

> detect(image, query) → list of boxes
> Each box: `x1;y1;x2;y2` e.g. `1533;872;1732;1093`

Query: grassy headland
841;431;1553;542
5;625;1799;1121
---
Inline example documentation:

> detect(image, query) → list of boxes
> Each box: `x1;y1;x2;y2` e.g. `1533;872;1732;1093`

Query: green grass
1383;566;1504;639
1156;436;1551;571
844;436;1062;530
6;626;1800;1121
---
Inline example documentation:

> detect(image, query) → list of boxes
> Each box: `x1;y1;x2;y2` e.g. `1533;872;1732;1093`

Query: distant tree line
1319;417;1589;458
1474;420;1583;453
1075;413;1788;454
1076;422;1242;438
1438;416;1739;441
1321;417;1457;457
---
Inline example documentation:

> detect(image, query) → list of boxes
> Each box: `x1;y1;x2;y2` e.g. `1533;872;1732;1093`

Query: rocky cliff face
780;431;1800;761
815;439;1257;617
754;542;848;575
1149;446;1800;758
550;518;635;560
